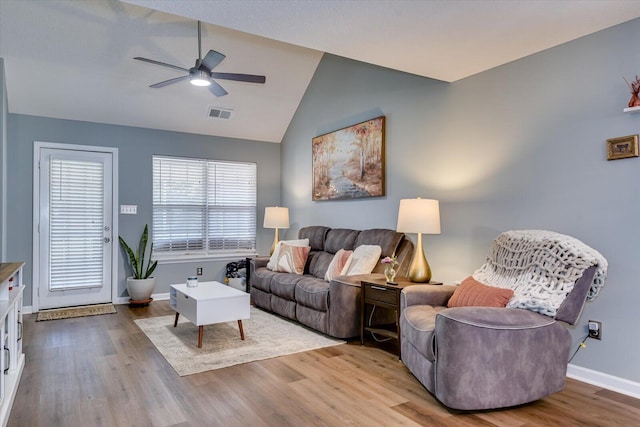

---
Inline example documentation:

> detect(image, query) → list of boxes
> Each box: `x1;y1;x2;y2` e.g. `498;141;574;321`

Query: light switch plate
120;205;137;215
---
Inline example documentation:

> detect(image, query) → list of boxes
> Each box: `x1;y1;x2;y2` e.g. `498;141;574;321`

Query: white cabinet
0;263;25;427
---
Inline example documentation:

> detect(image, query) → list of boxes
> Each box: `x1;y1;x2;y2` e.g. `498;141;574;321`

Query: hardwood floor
8;301;640;427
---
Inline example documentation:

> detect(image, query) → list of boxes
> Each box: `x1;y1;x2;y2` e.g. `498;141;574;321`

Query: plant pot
126;277;156;304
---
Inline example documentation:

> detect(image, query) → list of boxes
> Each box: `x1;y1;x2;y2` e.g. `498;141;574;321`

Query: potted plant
119;224;158;304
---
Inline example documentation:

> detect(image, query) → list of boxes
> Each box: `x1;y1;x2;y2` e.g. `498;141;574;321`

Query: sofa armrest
401;284;456;310
326;273;385;338
432;306;571;410
249;256;270;286
331;273;385;288
251;256;270;269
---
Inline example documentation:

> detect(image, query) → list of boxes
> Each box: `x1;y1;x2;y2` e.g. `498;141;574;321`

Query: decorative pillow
346;245;382;275
324;249;354;281
267;238;309;271
447;276;514;308
275;243;311;275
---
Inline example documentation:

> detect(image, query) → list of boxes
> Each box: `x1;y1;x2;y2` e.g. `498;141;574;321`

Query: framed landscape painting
312;116;385;201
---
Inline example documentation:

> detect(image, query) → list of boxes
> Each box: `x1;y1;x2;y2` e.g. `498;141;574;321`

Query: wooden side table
360;277;442;359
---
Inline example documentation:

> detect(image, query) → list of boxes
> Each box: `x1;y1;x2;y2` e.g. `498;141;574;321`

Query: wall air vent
208;107;233;120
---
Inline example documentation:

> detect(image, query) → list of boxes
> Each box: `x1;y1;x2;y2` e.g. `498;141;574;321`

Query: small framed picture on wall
606;134;639;160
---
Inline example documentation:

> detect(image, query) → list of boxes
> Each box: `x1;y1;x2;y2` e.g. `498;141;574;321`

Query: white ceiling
2;0;640;143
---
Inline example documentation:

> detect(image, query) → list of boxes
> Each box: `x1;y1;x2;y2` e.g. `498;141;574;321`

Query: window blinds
152;156;256;257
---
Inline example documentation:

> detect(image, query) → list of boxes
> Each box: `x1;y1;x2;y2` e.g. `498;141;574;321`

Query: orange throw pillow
447;276;514;308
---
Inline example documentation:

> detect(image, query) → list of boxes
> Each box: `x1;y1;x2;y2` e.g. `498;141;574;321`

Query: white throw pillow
267;238;310;270
324;248;354;281
346;245;382;275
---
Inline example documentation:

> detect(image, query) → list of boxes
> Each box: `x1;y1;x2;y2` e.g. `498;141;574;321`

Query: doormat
36;303;117;321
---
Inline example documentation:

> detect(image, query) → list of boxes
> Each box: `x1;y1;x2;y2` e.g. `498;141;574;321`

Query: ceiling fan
133;21;266;97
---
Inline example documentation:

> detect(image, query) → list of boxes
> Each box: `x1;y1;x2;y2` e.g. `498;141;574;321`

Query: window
152;155;257;259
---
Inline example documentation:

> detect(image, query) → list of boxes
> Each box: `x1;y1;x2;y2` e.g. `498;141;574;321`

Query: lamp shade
263;206;290;229
396;198;441;234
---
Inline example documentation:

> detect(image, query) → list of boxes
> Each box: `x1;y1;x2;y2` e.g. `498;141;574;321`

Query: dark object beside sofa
249;226;414;338
400;262;600;410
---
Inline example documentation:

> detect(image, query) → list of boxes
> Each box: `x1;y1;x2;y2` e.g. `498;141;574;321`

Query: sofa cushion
447;277;514;308
267;238;309;270
308;252;333;279
346;245;382;275
270;273;306;300
401;305;447;361
325;228;359;254
295;278;330;311
324;249;353;281
355;229;403;257
252;267;277;292
274;243;310;274
299;226;330;251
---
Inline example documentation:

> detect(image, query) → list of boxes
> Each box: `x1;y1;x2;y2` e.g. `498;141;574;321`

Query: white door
36;145;115;309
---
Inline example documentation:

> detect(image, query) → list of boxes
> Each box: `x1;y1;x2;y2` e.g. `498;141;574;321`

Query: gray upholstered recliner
400;230;606;410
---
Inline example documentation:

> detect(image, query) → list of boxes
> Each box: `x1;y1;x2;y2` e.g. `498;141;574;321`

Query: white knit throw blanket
473;230;608;317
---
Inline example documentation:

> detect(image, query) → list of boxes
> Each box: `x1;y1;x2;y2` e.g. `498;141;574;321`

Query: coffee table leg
198;325;204;348
173;312;179;327
238;320;245;340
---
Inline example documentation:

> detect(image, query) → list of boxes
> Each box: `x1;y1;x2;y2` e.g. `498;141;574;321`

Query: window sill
155;252;258;265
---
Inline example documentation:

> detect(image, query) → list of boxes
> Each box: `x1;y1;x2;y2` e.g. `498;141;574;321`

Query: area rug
36;303;117;321
134;307;345;376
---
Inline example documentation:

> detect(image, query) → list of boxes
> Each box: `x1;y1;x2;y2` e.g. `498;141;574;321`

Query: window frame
152;155;258;263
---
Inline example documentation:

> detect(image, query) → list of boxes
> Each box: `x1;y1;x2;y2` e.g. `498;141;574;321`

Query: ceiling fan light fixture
190;70;211;87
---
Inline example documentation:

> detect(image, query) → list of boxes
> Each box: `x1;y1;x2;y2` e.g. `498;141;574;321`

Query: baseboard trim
114;292;170;305
567;364;640;399
25;292;171;313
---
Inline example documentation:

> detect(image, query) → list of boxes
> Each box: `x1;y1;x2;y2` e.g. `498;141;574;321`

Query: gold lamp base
269;228;280;255
408;232;432;283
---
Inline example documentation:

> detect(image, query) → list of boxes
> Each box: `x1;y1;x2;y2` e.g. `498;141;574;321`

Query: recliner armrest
251;256;270;269
401;285;456;310
432;306;571;410
249;256;270;287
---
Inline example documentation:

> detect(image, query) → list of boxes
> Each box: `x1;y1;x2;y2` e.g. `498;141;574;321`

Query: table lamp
396;198;441;282
264;206;290;255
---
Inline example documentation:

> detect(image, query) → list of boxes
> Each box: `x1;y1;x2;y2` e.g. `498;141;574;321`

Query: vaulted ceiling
2;0;640;143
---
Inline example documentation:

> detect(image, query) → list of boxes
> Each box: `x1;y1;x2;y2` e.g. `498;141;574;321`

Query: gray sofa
249;226;414;338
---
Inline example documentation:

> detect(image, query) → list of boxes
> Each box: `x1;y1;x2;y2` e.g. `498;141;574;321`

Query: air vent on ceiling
208;107;233;120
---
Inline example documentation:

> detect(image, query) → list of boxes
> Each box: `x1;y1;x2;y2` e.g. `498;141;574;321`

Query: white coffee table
169;281;250;348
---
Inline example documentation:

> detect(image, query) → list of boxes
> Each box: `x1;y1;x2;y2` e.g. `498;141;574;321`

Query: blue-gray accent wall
7;114;281;305
281;19;640;382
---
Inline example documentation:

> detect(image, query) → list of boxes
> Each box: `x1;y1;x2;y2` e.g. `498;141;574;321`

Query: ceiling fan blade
210;72;266;84
200;50;226;71
209;80;228;97
134;57;190;73
149;75;190;88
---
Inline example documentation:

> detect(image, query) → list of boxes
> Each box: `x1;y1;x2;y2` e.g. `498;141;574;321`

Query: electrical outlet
196;267;203;276
588;320;602;340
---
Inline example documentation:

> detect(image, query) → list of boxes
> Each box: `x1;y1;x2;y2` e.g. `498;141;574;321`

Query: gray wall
281;19;640;382
0;59;6;261
7;114;281;305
